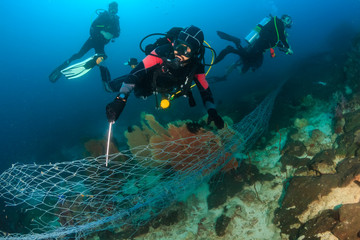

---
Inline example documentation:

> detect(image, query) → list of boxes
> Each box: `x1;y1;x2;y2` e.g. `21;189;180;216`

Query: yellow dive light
160;98;170;109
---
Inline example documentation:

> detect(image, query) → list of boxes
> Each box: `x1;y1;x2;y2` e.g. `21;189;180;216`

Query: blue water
0;0;359;172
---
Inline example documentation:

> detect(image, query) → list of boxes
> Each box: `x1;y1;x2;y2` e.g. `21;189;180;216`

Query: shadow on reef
207;162;275;210
270;50;347;132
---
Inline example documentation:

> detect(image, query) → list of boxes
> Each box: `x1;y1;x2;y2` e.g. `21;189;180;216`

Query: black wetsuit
103;44;216;110
69;11;120;62
215;16;290;73
49;11;120;82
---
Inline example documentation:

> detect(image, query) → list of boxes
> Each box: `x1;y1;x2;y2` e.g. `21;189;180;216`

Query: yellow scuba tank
245;16;272;45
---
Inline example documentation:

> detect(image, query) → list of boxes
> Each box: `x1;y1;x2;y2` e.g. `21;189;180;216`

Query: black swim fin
49;69;63;83
99;66;113;92
49;60;70;83
216;31;241;48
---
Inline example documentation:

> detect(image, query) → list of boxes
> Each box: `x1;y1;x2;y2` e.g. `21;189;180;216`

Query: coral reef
274;87;360;239
124;113;238;172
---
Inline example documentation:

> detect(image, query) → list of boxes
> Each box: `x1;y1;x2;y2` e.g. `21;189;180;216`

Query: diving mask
174;42;192;58
282;15;293;28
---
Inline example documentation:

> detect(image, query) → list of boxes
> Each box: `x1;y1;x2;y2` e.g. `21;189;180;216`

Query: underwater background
0;0;359;172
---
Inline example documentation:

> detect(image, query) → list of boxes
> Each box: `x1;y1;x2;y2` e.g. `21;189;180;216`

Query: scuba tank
245;16;271;45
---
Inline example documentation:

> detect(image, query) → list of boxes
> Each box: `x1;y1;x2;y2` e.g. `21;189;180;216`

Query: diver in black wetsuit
214;14;293;75
49;2;120;83
104;26;224;129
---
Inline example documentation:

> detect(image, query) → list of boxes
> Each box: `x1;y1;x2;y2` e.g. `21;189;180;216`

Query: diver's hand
207;109;224;129
164;57;181;69
101;30;114;40
106;95;126;123
286;48;293;55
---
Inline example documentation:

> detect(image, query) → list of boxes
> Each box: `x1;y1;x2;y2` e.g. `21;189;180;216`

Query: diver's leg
108;75;128;92
99;66;126;92
214;45;240;64
68;37;94;62
94;39;108;58
251;52;264;72
216;31;241;49
225;61;239;76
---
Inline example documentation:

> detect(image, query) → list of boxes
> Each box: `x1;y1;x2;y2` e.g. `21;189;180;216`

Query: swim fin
49;60;71;83
49;69;63;83
99;66;113;92
216;31;241;48
61;54;105;79
99;66;127;92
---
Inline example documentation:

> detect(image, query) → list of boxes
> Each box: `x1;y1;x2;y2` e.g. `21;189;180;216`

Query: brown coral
125;113;238;172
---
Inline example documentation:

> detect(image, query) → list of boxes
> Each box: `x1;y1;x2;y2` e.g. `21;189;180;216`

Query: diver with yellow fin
49;2;120;82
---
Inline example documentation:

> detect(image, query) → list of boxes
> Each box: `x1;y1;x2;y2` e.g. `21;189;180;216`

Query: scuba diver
49;2;120;82
214;14;293;75
104;25;224;129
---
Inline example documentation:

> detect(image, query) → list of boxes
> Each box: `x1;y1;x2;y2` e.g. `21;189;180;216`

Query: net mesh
0;86;281;240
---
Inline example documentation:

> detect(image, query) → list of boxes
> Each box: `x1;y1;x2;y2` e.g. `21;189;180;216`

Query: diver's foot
84;54;106;69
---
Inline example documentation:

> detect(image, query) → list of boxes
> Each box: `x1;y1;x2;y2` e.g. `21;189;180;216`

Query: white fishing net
0;86;281;240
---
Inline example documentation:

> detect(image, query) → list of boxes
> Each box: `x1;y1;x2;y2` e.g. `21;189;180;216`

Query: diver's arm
277;19;290;49
103;15;120;39
194;73;215;109
279;32;290;49
112;15;120;38
118;51;164;98
92;12;119;40
106;52;163;122
194;72;224;129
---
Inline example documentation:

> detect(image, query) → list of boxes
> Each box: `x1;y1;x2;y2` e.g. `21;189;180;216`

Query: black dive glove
207;109;224;129
106;95;126;122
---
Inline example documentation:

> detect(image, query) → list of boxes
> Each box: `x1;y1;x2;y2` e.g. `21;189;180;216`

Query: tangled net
0;85;281;239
